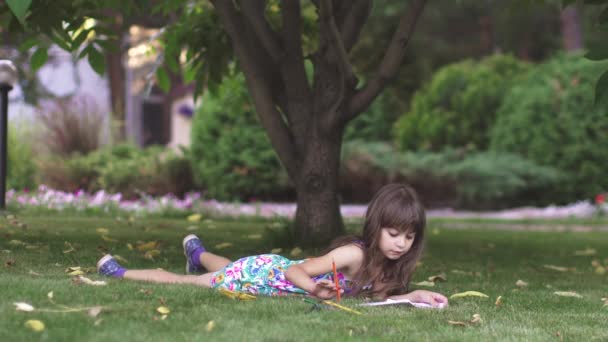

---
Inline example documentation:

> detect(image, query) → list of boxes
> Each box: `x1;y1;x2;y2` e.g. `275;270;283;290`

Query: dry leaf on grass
601;298;607;307
47;292;53;299
73;275;107;286
495;296;503;306
215;243;233;250
470;314;482;324
14;302;35;312
543;265;573;272
413;281;435;287
24;319;45;332
574;248;596;256
8;239;25;246
270;248;282;254
101;235;118;243
88;306;102;318
136;241;160;251
187;214;202;222
206;320;216;332
144;250;161;260
428;273;447;282
290;247;302;257
113;255;128;264
96;228;109;234
448;320;467;327
554;291;583;298
65;267;85;276
247;234;262;240
516;280;528;287
156;306;170;315
450;291;489;299
62;242;76;254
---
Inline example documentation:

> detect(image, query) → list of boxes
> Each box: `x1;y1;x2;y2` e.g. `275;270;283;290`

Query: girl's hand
310;279;340;299
406;290;448;308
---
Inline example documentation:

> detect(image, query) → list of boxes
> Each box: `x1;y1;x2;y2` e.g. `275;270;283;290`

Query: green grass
1;213;607;341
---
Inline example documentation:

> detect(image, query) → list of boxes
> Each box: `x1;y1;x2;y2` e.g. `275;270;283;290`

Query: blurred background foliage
6;0;607;209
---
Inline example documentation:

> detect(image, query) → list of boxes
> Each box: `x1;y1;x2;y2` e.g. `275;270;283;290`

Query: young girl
97;183;448;307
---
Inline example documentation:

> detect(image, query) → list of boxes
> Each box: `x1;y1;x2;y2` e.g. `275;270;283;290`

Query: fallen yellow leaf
247;234;262;240
47;291;53;299
516;280;528;287
470;314;482;324
206;320;216;332
14;302;35;312
595;266;606;275
136;241;160;251
270;248;283;254
215;242;233;250
554;291;583;298
88;306;102;318
187;214;202;222
450;291;489;299
8;239;25;246
495;296;503;306
157;306;170;314
62;242;76;254
101;235;118;243
601;297;607;307
428;273;447;282
574;248;596;256
543;265;572;272
24;320;45;332
126;243;134;250
447;320;467;327
413;281;435;287
144;250;161;260
113;255;129;264
67;270;85;276
75;275;107;286
96;228;109;235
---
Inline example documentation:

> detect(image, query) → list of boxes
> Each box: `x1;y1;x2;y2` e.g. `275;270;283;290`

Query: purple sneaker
183;234;205;274
97;254;126;278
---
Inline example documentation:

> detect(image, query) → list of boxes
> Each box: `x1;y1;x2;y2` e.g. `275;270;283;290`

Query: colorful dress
210;254;355;296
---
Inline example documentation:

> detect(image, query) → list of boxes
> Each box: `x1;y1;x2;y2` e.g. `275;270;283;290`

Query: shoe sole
183;234;199;274
97;254;114;271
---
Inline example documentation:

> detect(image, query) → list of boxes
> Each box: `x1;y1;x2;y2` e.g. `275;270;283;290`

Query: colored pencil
332;259;341;302
322;300;363;315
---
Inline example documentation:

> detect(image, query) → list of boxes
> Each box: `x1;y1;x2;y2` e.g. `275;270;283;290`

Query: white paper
358;298;445;309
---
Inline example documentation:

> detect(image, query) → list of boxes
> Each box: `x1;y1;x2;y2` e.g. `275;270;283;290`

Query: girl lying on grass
97;183;448;307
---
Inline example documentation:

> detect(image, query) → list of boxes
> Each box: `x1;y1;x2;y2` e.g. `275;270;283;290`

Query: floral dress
210;254;355;296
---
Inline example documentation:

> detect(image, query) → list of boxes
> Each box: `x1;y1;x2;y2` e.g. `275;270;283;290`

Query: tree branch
318;0;356;86
212;0;299;178
280;0;313;156
338;0;372;52
240;0;284;62
347;0;427;119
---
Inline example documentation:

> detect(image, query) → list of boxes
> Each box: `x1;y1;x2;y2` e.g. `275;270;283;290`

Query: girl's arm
285;244;363;298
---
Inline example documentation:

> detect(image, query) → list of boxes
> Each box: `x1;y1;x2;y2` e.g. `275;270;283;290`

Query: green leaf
30;47;48;72
156;67;171;92
594;70;608;106
87;47;105;75
18;37;38;52
6;0;31;25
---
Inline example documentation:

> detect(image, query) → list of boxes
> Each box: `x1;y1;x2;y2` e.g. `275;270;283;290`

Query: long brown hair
329;183;426;298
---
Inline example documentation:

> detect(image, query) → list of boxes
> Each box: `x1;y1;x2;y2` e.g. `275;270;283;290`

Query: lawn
1;213;607;341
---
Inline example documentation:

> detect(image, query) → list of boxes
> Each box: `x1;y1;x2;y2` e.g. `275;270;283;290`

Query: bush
7;123;37;190
36;96;107;156
341;140;562;208
190;72;291;201
490;53;608;203
394;54;529;152
38;144;195;198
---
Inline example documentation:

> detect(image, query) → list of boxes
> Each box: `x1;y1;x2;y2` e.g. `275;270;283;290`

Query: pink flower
596;193;606;205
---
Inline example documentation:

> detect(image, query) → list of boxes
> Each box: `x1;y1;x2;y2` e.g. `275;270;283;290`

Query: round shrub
190;72;290;201
490;53;608;203
394;54;529;151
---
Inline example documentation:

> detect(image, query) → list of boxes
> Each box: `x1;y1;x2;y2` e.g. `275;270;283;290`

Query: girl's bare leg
199;252;231;272
124;269;214;287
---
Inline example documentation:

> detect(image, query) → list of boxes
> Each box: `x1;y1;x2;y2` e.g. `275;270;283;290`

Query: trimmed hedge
394;54;529;152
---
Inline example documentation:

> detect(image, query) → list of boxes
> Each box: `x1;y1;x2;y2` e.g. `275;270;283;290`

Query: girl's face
378;227;416;260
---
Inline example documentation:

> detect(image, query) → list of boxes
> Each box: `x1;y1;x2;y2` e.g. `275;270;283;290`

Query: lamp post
0;60;17;210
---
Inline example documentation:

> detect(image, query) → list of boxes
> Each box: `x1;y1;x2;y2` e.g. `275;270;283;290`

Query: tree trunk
294;124;345;244
560;6;583;52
